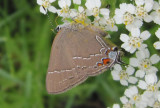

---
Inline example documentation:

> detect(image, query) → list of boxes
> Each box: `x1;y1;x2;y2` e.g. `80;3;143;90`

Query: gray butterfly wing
46;26;115;94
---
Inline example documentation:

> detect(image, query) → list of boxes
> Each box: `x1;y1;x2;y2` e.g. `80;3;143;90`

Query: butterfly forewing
46;26;115;94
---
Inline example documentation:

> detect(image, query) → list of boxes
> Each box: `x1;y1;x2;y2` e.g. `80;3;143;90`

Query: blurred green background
0;0;159;108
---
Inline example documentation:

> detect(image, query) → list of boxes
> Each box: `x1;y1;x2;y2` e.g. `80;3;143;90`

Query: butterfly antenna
42;6;55;33
55;15;60;27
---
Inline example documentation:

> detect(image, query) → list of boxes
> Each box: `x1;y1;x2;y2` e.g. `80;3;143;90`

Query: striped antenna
42;6;55;32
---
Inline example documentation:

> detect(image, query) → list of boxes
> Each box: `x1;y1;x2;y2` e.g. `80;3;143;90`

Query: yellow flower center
74;12;87;25
133;94;141;102
42;0;50;8
139;59;151;71
123;12;134;25
60;5;70;14
106;18;115;27
92;7;99;17
129;37;142;48
147;84;158;92
136;6;148;18
119;70;128;80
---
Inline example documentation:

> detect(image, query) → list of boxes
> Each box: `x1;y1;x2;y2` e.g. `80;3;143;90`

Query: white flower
85;0;109;18
138;74;160;107
73;0;81;5
153;92;160;107
124;86;139;104
37;0;57;14
91;8;110;27
141;91;155;107
70;6;91;25
120;28;150;53
120;96;134;108
138;74;160;92
135;0;154;22
124;86;148;108
105;18;118;31
57;0;71;18
112;104;120;108
114;3;142;31
151;1;160;24
99;17;118;32
154;28;160;49
111;64;137;86
130;48;160;78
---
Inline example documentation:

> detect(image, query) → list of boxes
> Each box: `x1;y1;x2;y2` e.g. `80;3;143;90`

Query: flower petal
111;70;120;80
139;44;147;50
120;96;128;104
135;0;144;6
145;73;157;84
113;104;120;108
128;77;138;84
133;19;143;28
126;66;135;75
66;0;71;7
129;47;137;54
120;3;128;12
127;4;135;14
144;15;153;22
49;0;56;3
100;8;109;17
152;1;159;10
157;81;160;88
135;70;145;78
158;93;160;102
120;34;129;42
140;30;151;40
121;43;131;52
114;64;122;71
138;80;147;90
130;58;139;67
58;0;71;8
120;80;128;86
40;6;47;14
78;6;84;12
131;28;140;37
37;0;43;5
86;9;92;16
144;0;154;12
150;54;160;64
154;41;160;49
124;86;138;98
73;0;81;5
155;28;160;38
48;6;57;13
85;0;101;10
136;50;147;60
147;66;158;74
144;48;150;58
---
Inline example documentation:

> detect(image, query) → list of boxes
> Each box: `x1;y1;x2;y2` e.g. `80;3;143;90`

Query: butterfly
46;23;123;94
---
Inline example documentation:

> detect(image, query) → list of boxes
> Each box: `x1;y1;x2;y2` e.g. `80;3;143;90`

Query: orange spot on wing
102;58;110;65
97;63;103;67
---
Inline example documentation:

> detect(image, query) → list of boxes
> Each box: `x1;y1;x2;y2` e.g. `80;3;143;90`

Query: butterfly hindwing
46;26;116;94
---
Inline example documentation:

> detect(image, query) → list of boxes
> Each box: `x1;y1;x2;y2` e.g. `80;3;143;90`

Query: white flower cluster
37;0;118;31
111;0;160;108
37;0;160;107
